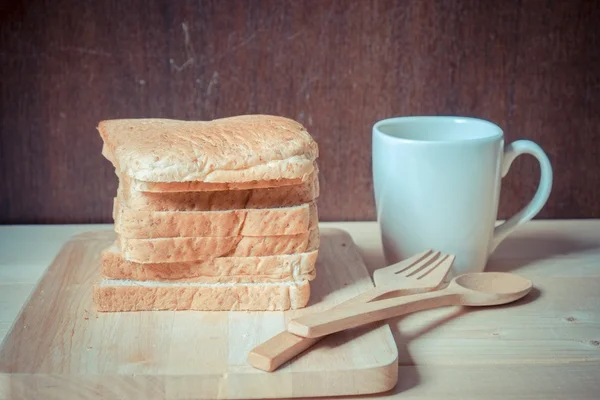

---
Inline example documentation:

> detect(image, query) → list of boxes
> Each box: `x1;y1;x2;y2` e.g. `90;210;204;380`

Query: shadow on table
387;307;466;394
486;234;600;273
315;307;468;397
309;285;543;398
389;286;541;395
301;304;466;397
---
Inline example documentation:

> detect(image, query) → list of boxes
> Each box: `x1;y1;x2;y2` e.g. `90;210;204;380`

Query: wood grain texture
1;0;599;223
0;227;398;399
1;221;600;398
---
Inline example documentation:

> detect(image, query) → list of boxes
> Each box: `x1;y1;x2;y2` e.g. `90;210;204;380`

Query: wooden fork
247;250;455;372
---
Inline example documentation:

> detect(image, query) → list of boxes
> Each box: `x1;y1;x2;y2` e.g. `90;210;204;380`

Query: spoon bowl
452;272;533;306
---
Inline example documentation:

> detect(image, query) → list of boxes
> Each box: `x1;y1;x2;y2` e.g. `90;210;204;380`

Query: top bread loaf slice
104;145;319;192
98;115;318;185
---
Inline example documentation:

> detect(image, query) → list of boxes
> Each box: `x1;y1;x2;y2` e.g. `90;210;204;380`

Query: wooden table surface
1;221;600;399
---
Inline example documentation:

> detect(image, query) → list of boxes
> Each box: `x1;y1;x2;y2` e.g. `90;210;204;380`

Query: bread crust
94;280;311;311
98;115;318;184
101;244;317;282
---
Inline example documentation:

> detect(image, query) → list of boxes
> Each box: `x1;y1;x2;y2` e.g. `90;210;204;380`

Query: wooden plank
0;225;109;279
324;222;600;366
0;284;35;342
340;220;600;275
1;223;600;398
1;1;600;223
0;264;49;284
2;363;599;400
387;364;600;400
0;228;398;399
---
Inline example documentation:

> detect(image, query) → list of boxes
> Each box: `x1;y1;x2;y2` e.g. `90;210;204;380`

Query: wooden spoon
288;272;533;338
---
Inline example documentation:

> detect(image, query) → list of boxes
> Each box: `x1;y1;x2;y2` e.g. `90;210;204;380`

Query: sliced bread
100;244;317;282
113;198;318;238
107;146;320;193
118;172;319;211
117;229;320;263
98;115;318;184
94;279;311;311
124;162;318;192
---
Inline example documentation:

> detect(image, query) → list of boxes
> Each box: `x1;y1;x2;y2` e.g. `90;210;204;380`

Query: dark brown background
1;0;599;223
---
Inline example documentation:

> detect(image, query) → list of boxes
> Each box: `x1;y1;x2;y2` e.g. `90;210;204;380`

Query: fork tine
415;254;455;280
392;249;434;273
396;251;441;276
412;254;448;278
426;254;455;280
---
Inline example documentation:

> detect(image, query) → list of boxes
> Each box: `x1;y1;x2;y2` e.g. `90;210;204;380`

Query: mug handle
490;140;553;253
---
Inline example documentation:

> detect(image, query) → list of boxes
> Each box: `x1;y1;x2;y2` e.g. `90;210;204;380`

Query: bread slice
113;197;318;238
94;279;311;311
98;115;318;184
118;171;319;212
117;229;320;263
101;244;317;282
108;147;320;193
124;162;319;192
127;178;301;193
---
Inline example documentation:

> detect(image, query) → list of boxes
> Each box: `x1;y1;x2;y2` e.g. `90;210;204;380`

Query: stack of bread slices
93;115;319;311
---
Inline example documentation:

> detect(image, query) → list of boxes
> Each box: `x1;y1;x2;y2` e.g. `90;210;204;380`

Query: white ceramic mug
372;116;553;275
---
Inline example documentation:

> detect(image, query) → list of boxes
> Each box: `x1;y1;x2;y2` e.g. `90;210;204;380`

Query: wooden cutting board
0;227;397;399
